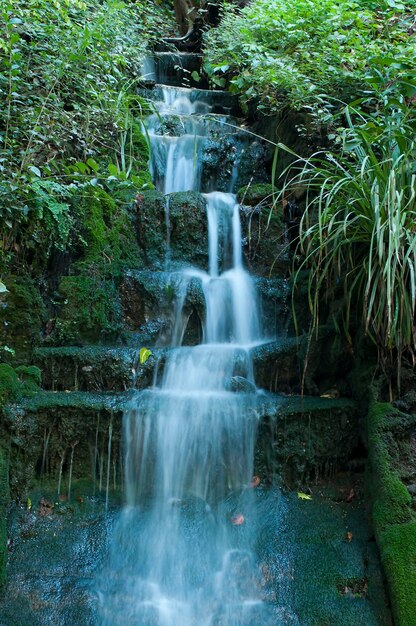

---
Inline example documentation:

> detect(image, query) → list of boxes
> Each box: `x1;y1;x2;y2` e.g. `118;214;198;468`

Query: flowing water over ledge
0;64;392;626
98;83;274;625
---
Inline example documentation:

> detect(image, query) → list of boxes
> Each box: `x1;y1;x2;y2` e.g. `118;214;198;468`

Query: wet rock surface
0;479;391;625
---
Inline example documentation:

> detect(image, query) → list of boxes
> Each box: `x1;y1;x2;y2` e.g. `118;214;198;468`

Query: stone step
5;390;358;498
33;346;161;392
33;338;299;393
255;395;359;486
139;85;242;116
153;52;206;89
121;268;291;344
133;191;287;276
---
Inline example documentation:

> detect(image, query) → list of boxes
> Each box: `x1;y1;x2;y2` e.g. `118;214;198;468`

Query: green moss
0;365;20;404
367;400;416;625
0;276;46;362
74;186;139;272
0;444;9;588
54;275;123;344
379;522;416;626
0;364;41;403
237;183;275;205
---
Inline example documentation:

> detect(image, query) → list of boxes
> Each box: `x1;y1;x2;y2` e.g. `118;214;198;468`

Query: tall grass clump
284;100;416;392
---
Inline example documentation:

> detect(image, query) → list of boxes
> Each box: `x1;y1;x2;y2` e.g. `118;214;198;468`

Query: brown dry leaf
346;488;355;503
346;531;353;542
231;514;245;526
39;498;54;516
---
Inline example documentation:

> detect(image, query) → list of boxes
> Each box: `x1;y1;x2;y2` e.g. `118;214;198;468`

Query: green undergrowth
367;399;416;625
51;185;141;344
0;0;171;350
204;0;416;122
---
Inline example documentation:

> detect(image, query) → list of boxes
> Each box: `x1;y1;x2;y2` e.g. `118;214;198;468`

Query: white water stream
98;85;276;625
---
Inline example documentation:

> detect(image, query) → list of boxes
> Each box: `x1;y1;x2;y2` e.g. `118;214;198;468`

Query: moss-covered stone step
255;395;360;486
4;390;359;496
33;337;299;393
33;346;159;392
121;269;291;343
252;338;300;392
3;391;132;506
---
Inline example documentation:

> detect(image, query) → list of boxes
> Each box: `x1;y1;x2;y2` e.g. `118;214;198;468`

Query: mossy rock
367;400;416;625
0;276;46;363
237;186;287;276
0;364;41;404
168;191;208;268
237;183;275;206
135;190;168;269
52;275;123;344
73;185;140;272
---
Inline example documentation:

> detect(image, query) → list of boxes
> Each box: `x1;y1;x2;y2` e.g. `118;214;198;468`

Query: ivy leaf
139;348;152;365
297;492;312;500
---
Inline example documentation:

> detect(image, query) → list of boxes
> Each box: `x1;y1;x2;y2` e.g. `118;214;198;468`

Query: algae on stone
366;399;416;625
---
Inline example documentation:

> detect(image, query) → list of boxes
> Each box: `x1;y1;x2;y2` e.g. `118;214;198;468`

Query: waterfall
98;84;276;626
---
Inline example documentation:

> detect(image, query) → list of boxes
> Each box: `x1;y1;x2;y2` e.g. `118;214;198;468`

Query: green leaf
297;492;312;500
28;165;41;178
139;348;152;365
86;158;99;172
191;71;201;83
108;163;119;176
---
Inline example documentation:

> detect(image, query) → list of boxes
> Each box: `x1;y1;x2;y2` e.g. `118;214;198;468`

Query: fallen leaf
249;476;261;488
26;497;32;511
346;488;355;503
297;492;312;501
39;498;54;516
139;347;152;365
231;514;245;526
346;531;353;542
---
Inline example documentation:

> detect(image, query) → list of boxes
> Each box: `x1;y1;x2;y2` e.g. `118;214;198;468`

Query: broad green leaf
139;348;152;365
28;165;41;178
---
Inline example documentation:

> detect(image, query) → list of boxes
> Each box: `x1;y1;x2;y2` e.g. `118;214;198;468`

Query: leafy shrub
0;0;172;272
204;0;416;119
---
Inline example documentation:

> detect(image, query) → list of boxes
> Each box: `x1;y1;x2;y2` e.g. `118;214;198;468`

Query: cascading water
98;83;278;625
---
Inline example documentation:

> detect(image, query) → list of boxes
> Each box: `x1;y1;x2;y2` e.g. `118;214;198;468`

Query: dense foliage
0;0;173;275
203;0;416;386
286;97;416;388
204;0;416;119
0;0;175;351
